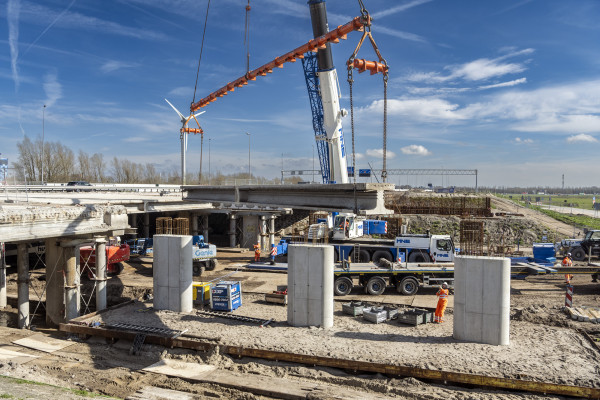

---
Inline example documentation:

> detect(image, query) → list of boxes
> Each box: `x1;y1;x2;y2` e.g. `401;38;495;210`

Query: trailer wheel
366;276;386;295
372;250;393;265
571;247;586;261
193;263;206;276
109;262;124;276
334;277;353;296
398;277;419;296
408;251;431;263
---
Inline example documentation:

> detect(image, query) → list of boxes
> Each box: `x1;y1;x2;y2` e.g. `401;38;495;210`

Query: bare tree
78;150;91;181
90;153;104;182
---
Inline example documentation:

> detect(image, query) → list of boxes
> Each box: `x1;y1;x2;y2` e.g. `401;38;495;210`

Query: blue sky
2;0;600;187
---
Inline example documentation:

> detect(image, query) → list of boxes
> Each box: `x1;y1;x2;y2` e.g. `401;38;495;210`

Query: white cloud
479;78;526;90
364;98;466;121
514;137;533;144
43;71;62;107
168;86;194;98
7;0;20;91
374;26;427;43
405;49;533;84
372;0;433;19
100;60;139;73
123;136;148;143
400;145;432;156
566;134;597;143
366;148;396;159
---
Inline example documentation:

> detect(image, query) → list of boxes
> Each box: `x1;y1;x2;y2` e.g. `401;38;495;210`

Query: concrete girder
184;183;394;215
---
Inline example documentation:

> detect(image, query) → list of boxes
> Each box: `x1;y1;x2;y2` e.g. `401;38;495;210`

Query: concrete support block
242;215;258;250
45;239;64;326
287;244;334;328
64;246;79;322
153;235;192;313
95;240;107;312
453;256;510;346
17;244;30;329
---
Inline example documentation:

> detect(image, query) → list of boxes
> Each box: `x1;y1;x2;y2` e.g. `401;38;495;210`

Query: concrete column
153;235;193;312
0;242;6;308
269;215;276;248
95;239;107;312
45;239;64;326
202;214;209;242
143;213;150;238
287;244;334;328
17;243;30;329
260;216;267;251
191;214;199;236
229;214;237;248
64;246;79;321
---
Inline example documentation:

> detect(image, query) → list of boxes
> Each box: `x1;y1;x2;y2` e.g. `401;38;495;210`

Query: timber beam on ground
59;322;600;399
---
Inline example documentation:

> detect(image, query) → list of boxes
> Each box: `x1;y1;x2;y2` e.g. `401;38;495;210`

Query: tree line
11;135;299;185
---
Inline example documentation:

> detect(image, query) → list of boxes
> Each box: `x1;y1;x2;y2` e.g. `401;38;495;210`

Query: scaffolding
459;220;484;256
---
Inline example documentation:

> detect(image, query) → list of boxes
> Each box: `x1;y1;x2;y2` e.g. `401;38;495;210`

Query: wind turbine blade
164;98;185;121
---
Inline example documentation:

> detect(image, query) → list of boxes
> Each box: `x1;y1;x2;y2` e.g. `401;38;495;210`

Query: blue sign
347;166;355;175
359;169;371;177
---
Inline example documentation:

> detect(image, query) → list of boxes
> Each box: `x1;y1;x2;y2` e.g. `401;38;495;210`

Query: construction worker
562;252;574;284
270;244;277;264
434;282;449;323
253;244;261;262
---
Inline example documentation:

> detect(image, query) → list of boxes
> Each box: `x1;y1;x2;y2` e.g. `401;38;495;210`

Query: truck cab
332;213;364;240
394;234;455;263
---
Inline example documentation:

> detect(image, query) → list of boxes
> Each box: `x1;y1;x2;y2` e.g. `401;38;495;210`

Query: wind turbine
165;99;205;185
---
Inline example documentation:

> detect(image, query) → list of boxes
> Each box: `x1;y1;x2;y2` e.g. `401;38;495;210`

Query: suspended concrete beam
184;183;394;215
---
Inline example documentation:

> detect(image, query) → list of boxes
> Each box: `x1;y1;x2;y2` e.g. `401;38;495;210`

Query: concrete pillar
45;239;64;326
453;255;510;346
17;243;30;329
64;246;79;321
269;215;276;248
242;215;259;249
0;242;6;309
287;244;334;328
95;239;107;312
260;216;267;251
191;214;199;236
143;213;150;238
153;235;193;312
229;214;237;247
202;214;209;242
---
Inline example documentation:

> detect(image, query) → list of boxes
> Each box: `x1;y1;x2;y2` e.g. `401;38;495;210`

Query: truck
80;239;130;278
557;230;600;261
128;235;217;276
301;212;455;265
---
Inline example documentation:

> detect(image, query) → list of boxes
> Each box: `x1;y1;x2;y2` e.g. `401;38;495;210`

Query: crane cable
244;0;251;74
347;1;389;183
192;0;211;106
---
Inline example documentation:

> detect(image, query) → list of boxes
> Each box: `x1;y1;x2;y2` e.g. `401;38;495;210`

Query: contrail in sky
22;0;78;57
7;0;20;91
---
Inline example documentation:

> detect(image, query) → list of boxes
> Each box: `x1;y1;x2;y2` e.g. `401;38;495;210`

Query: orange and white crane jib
434;287;449;323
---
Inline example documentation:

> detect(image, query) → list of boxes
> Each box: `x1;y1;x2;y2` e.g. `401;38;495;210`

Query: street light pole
245;132;251;182
42;104;46;184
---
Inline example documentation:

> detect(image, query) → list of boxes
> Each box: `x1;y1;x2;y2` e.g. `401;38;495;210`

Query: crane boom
189;15;370;112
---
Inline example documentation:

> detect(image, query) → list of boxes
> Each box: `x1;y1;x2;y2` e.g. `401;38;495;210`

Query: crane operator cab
333;214;363;240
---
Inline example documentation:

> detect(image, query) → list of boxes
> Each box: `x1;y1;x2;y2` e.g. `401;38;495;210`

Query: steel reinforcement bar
59;322;600;399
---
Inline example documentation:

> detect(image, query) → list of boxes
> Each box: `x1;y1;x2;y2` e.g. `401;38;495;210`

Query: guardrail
0;184;182;194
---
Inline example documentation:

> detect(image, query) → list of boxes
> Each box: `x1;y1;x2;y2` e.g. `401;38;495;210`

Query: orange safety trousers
254;250;260;261
434;299;448;323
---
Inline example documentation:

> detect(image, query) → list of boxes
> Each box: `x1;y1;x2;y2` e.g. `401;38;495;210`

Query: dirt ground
1;223;599;398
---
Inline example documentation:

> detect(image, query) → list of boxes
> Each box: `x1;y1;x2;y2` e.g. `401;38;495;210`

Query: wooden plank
126;386;197;400
13;333;74;353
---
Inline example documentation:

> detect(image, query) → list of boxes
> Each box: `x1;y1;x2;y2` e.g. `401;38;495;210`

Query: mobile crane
189;1;387;184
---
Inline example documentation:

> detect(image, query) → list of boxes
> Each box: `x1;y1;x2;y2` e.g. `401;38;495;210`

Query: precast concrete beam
184;183;395;215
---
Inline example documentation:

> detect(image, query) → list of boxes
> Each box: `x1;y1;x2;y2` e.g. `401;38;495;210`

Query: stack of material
397;308;433;326
565;306;600;323
342;301;365;316
363;306;388;324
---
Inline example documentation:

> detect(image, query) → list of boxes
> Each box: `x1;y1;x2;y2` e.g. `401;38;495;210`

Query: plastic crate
397;309;426;326
363;307;387;324
342;302;364;316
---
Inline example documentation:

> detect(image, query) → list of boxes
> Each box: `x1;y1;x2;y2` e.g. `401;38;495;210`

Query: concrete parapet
287;244;333;328
453;255;510;346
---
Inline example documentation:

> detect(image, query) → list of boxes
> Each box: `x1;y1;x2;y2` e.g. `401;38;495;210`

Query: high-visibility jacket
436;288;449;299
562;256;572;267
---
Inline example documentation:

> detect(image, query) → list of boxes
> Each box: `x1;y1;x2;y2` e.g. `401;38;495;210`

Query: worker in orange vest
434;282;449;323
562;253;573;284
254;244;261;262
